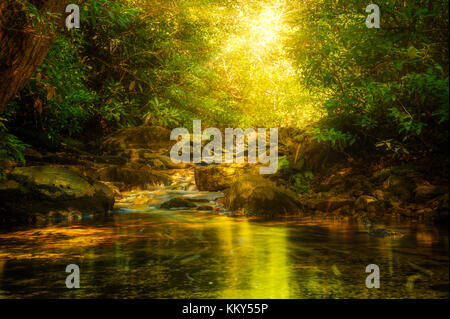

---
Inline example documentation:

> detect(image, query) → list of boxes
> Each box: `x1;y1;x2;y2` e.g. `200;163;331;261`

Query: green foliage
37;37;98;136
311;128;356;151
2;0;449;169
143;97;189;128
290;0;449;157
278;156;290;171
0;118;28;163
292;170;314;194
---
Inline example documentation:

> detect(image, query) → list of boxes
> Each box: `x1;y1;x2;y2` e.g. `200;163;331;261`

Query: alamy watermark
65;3;380;30
366;4;380;28
65;4;80;29
365;264;380;288
65;264;80;289
170;120;278;175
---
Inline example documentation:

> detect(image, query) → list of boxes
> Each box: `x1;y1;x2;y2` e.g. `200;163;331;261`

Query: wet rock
368;228;404;238
281;131;345;173
121;150;184;169
22;147;43;161
225;174;300;216
96;164;171;190
304;193;353;212
194;165;239;191
93;181;115;211
196;205;214;211
314;196;354;212
0;159;16;175
331;205;353;216
9;166;96;199
413;183;448;203
382;174;414;202
372;189;385;201
1;166;115;222
0;179;21;192
160;198;196;210
34;152;127;166
354;195;378;211
101;126;175;156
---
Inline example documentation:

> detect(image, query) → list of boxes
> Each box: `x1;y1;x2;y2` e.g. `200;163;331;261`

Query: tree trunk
0;0;69;111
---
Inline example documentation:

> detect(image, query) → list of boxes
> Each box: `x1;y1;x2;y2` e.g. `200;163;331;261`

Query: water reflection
0;209;448;299
217;220;291;298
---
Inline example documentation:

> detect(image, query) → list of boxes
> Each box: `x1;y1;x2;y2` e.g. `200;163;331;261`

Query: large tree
0;0;69;110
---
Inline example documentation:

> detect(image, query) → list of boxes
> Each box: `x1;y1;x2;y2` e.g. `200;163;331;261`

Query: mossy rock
225;174;300;216
160;198;196;209
96;164;171;190
101;126;175;156
194;165;240;191
196;205;214;211
1;166;115;223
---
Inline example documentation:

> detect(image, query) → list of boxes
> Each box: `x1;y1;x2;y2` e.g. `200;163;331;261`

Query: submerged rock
225;174;300;216
160;198;196;210
368;228;404;238
196;205;214;211
0;166;115;222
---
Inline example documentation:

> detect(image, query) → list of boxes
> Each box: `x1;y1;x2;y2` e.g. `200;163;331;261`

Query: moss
160;198;196;209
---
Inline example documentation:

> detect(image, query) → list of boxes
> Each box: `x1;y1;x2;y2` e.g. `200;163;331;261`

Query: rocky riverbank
0;125;448;225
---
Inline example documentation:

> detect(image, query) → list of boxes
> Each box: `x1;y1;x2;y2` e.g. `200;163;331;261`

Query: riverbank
0;125;448;226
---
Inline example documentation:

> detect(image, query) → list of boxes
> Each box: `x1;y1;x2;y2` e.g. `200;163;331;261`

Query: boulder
368;228;404;238
225;174;300;216
315;196;354;212
354;195;378;211
160;198;196;210
0;166;115;222
101;126;175;156
96;164;171;190
382;174;414;202
278;128;345;173
372;189;386;201
413;183;448;203
196;205;214;211
194;165;239;191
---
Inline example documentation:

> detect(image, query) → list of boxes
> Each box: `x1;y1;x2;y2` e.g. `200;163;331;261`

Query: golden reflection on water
0;226;114;260
217;219;290;298
0;211;448;299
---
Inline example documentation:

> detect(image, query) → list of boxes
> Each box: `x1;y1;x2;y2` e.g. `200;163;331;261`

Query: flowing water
0;171;448;299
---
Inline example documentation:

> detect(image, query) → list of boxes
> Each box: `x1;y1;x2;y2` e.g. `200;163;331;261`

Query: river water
0;171;448;299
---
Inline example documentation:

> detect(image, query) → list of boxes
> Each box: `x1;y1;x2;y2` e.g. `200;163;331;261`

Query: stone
196;205;214;211
413;183;448;203
372;189;385;201
101;126;175;156
382;174;414;202
225;174;300;216
314;196;354;212
96;164;171;190
194;165;239;191
354;195;378;211
1;165;115;222
368;228;404;238
160;198;196;210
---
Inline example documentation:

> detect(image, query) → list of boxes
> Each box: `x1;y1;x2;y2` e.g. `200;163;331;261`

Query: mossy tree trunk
0;0;69;111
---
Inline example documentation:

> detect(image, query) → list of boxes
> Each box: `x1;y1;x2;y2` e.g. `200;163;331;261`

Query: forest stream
0;168;448;299
0;0;449;303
